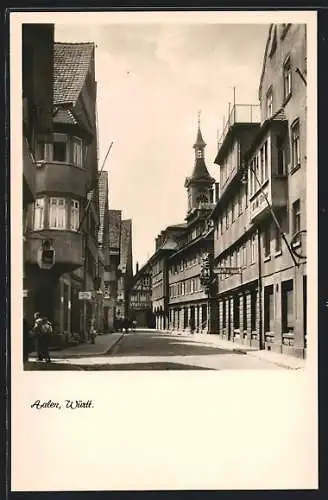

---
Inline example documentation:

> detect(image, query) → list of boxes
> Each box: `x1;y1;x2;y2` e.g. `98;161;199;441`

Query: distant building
116;219;133;320
105;209;122;331
150;119;219;333
97;171;110;332
211;23;307;358
24;41;100;341
129;261;154;328
167;121;218;333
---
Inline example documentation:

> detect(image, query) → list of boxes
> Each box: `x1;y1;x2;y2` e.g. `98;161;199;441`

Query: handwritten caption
31;400;95;410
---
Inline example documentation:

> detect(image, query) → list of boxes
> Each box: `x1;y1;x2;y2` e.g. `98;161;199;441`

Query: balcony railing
218;104;261;150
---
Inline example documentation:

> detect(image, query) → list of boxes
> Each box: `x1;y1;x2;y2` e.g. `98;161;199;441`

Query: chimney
136;262;139;274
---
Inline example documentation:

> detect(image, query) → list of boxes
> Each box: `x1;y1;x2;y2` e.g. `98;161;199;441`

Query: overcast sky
55;22;269;270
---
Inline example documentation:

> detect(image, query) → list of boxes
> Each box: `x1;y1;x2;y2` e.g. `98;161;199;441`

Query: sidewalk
29;332;124;360
162;330;306;370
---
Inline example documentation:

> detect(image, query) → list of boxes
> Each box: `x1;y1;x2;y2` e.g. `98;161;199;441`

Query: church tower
185;112;215;215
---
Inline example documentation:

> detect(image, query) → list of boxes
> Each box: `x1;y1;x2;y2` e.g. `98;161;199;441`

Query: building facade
150;121;218;333
167;122;218;333
129;262;154;328
116;219;133;321
23;23;54;299
211;23;307;358
23;42;100;342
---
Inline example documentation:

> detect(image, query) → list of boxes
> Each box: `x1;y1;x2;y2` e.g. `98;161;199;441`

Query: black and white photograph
21;18;310;372
11;9;317;492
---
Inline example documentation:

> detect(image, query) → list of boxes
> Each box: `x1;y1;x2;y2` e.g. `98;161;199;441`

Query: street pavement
25;329;304;370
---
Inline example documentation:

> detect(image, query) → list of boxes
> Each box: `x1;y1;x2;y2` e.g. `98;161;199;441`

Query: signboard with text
78;291;93;300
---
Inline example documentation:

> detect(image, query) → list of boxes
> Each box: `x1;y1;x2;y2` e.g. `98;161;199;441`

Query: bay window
49;197;66;229
33;197;45;230
70;200;80;231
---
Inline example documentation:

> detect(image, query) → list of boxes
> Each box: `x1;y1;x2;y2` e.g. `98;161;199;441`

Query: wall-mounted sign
214;267;241;275
78;291;93;300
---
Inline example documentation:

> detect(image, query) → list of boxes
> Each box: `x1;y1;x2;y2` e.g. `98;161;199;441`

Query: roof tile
54;42;94;105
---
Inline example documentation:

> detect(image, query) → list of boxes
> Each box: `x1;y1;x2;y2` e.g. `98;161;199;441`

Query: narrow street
25;329;297;370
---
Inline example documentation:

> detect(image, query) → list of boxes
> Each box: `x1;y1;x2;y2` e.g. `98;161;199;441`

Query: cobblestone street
25;329;305;370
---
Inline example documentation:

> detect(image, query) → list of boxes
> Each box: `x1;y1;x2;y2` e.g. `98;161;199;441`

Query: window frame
291;119;301;172
70;199;80;231
33;196;45;230
283;56;292;102
49;196;67;230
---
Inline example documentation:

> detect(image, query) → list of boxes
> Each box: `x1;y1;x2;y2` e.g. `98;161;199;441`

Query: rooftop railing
218;104;261;150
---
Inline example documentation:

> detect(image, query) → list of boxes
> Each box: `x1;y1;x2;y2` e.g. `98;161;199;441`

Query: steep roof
53;42;94;105
108;210;122;249
193;127;206;149
190;158;213;182
97;171;108;245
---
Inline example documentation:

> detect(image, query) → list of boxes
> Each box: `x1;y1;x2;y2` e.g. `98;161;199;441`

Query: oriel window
33;197;45;230
72;137;83;167
49;197;66;229
70;200;80;231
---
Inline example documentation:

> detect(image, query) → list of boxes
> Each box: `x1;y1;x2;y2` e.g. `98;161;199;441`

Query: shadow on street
108;332;244;357
24;360;213;370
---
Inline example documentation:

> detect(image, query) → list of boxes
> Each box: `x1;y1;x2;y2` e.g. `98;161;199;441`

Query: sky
55;22;269;271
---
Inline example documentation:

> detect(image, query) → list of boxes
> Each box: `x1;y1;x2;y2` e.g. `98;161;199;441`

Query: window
33;197;45;230
263;224;271;258
233;296;240;329
275;221;282;253
264;141;268;180
70;200;80;231
251;234;257;263
49;197;66;229
283;57;292;101
72;137;83;167
277;135;286;175
292;199;301;241
196;149;202;159
291;120;301;170
264;285;274;332
282;280;294;333
266;88;273;118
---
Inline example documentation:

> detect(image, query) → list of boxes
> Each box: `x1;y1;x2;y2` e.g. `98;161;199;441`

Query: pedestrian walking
132;319;137;332
33;313;51;363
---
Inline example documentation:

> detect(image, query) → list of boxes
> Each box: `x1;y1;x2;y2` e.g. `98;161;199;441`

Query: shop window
282;280;294;333
264;285;274;332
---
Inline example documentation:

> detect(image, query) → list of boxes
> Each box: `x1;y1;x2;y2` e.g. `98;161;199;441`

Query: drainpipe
257;227;264;350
